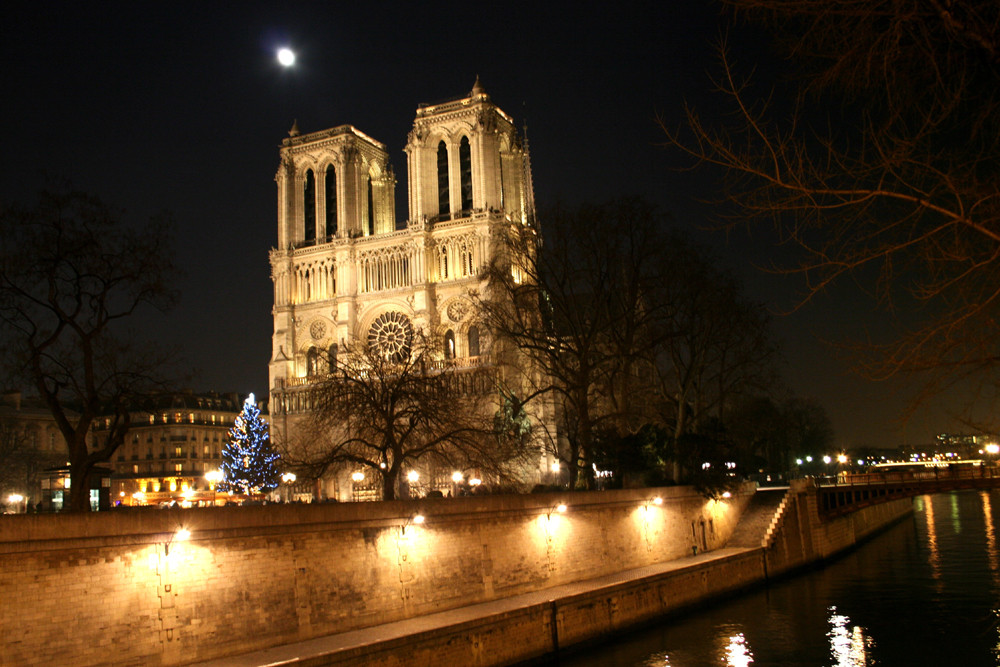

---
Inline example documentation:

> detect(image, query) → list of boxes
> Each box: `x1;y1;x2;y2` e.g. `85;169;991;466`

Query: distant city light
806;456;813;462
277;48;295;67
796;458;803;465
823;455;832;464
837;454;848;464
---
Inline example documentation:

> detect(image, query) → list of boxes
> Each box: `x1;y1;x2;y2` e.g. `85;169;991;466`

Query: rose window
368;311;414;360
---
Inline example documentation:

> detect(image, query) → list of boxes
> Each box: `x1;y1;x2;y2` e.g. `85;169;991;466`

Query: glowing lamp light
823;455;832;464
652;497;663;506
281;472;297;484
722;491;732;499
987;443;1000;455
806;456;813;462
556;503;567;514
550;461;561;473
175;529;191;541
469;478;482;487
451;471;464;483
795;458;803;465
406;470;419;483
7;494;24;504
351;471;365;482
837;454;848;464
412;514;425;525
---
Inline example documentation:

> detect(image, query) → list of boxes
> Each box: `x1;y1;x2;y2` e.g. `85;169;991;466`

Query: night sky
0;1;975;449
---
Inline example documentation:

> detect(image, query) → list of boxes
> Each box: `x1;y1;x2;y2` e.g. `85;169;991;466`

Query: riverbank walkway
192;546;757;667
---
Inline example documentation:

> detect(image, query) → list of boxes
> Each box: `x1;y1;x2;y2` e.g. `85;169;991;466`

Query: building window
328;343;338;370
367;177;375;236
324;164;338;239
468;325;480;357
459;136;472;212
437;140;450;218
444;329;456;359
307;348;321;376
304;169;316;243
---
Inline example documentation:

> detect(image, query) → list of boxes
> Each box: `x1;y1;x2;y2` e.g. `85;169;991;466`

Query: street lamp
204;470;223;505
281;472;297;503
7;493;24;513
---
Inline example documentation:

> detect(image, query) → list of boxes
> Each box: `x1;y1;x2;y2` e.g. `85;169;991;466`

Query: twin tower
268;79;535;424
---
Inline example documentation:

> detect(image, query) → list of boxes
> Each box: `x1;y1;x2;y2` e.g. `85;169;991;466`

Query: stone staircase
727;486;789;548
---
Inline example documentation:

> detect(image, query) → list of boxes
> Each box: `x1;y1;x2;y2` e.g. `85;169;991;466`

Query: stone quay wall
0;485;753;666
762;478;914;578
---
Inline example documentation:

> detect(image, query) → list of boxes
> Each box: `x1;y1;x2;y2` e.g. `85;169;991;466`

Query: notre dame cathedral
267;79;553;499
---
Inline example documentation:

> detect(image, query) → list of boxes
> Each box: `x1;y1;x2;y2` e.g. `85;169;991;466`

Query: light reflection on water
826;606;872;667
551;490;1000;667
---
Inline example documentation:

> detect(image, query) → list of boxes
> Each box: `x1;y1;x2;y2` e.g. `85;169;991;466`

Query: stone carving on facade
367;311;414;360
446;299;470;323
309;320;326;340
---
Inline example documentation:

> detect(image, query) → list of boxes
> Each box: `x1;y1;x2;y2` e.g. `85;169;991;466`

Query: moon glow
277;48;296;67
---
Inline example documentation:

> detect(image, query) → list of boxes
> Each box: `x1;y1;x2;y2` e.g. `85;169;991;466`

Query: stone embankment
1;480;911;666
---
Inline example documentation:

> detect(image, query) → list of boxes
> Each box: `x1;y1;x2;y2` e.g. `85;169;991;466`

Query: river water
552;489;1000;666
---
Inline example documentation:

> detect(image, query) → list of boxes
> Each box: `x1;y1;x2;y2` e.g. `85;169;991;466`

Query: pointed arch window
459;136;472;212
304;169;316;244
444;330;456;359
328;343;338;371
467;326;480;357
325;165;337;239
437;140;450;219
306;348;321;377
367;177;375;236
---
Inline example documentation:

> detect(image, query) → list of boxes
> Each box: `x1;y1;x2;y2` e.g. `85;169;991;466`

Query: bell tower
405;77;532;226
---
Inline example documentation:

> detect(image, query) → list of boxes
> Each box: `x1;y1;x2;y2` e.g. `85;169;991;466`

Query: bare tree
0;421;61;508
0;189;178;511
288;335;518;500
476;200;672;487
664;0;1000;400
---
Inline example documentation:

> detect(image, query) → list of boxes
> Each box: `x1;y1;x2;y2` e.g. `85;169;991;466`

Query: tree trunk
382;469;397;501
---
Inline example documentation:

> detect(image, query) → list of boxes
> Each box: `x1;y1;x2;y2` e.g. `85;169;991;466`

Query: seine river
552;489;1000;666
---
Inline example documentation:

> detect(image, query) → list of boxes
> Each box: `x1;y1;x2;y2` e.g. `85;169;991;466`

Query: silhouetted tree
664;0;1000;401
0;189;177;511
288;335;521;500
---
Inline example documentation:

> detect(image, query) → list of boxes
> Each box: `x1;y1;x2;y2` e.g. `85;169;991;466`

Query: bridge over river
816;466;1000;517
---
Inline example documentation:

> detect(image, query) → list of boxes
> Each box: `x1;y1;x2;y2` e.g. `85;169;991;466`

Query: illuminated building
267;79;554;498
91;391;251;506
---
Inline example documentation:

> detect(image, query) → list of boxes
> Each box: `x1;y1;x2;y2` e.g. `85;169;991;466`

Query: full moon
277;48;295;67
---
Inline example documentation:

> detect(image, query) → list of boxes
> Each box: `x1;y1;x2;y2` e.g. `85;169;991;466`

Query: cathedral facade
267;80;547;498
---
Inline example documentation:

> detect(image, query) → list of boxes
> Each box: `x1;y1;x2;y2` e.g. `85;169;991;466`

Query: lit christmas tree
220;393;281;496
